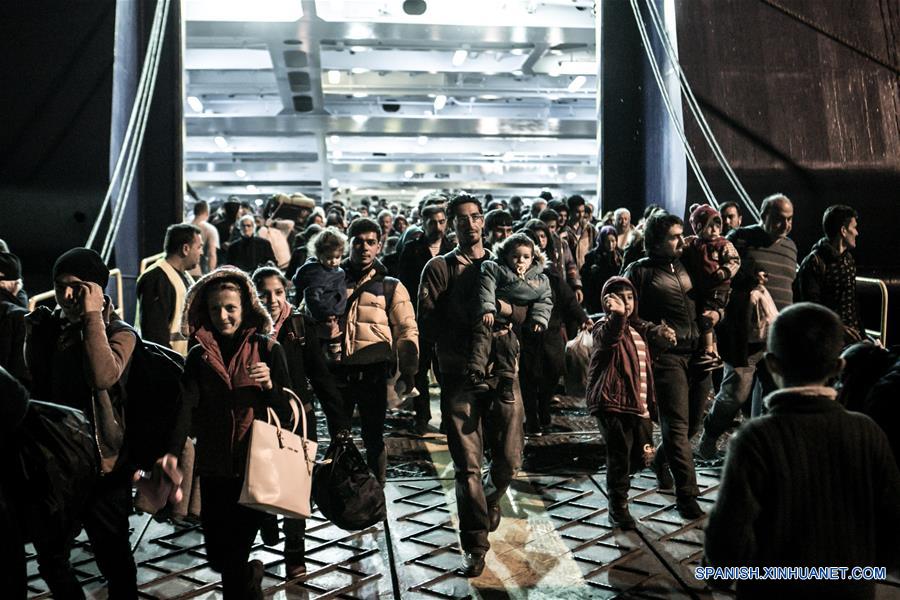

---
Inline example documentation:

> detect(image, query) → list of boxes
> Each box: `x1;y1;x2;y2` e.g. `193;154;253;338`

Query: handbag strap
282;388;306;437
264;391;301;434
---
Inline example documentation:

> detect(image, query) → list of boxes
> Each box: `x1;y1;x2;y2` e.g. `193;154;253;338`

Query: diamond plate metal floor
23;389;900;598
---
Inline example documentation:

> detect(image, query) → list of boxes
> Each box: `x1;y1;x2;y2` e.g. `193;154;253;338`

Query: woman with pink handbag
159;267;292;599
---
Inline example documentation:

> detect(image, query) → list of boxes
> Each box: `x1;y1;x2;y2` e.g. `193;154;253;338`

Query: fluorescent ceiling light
433;94;447;111
329;134;340;145
328;178;339;188
246;184;259;192
512;70;523;76
187;96;204;113
510;48;528;56
566;171;577;180
417;136;428;145
214;135;228;149
480;95;499;100
327;70;341;84
235;168;247;178
349;46;369;52
352;92;369;98
351;67;369;74
452;49;468;67
567;75;587;92
428;70;439;75
332;149;343;159
352;115;369;124
404;170;414;178
548;63;561;77
185;0;302;22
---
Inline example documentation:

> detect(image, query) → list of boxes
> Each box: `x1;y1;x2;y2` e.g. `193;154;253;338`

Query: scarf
270;299;292;337
193;325;262;390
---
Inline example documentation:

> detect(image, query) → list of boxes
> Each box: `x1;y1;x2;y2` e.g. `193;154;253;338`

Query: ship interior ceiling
183;0;600;205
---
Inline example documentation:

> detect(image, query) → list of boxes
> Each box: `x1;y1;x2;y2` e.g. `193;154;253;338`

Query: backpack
312;434;386;531
108;321;186;470
16;401;98;540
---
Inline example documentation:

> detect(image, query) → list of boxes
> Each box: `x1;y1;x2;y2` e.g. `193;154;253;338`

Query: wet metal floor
24;389;900;598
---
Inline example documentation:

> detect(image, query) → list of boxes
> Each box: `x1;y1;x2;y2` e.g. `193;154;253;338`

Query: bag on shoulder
312;433;386;531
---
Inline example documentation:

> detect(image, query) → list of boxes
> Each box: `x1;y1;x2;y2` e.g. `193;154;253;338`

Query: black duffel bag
312;432;386;531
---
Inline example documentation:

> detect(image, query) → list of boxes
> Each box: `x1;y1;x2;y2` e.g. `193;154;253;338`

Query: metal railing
27;268;124;313
856;276;889;345
140;252;165;275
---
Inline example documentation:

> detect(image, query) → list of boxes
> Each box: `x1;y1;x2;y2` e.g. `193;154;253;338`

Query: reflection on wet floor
23;387;900;598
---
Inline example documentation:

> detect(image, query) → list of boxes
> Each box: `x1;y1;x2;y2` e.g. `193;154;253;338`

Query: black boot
607;502;637;530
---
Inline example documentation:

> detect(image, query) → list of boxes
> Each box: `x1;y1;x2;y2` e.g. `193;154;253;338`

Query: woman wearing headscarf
580;225;624;314
163;267;292;599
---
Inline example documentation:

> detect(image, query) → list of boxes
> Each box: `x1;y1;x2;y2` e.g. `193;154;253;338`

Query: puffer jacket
341;259;419;377
585;277;658;418
478;258;553;327
624;255;706;353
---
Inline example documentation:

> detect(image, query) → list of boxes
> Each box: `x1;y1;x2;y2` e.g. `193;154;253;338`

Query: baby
681;204;741;370
292;227;348;361
467;233;553;399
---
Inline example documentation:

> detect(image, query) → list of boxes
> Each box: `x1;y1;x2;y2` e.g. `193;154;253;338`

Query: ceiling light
235;168;247;178
428;70;439;75
353;92;369;98
480;94;499;100
185;0;303;22
349;46;369;52
351;67;369;74
423;110;433;116
433;94;447;111
404;170;414;178
548;63;561;77
187;96;204;113
214;135;228;149
502;151;514;162
329;134;340;145
452;49;468;67
566;171;577;180
512;70;523;76
246;184;259;193
567;75;586;92
328;178;339;188
327;70;341;85
417;135;428;145
548;94;560;101
510;48;527;56
332;149;343;159
352;115;369;124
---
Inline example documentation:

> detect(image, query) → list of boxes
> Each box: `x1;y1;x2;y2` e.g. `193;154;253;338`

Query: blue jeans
703;348;775;441
441;372;524;554
653;353;712;499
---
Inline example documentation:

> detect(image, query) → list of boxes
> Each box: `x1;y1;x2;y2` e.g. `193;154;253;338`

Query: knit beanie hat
52;247;109;288
0;252;21;281
689;204;722;235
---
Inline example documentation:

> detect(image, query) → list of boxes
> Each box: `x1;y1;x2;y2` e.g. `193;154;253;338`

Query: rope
642;0;762;222
628;0;719;208
100;0;171;263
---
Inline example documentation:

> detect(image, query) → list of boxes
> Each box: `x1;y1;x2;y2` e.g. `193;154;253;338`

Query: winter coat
225;235;277;273
169;268;292;478
477;258;552;328
0;291;28;385
566;222;597;271
797;237;861;337
581;247;623;314
705;386;900;598
397;234;454;314
293;258;348;321
585;277;657;418
26;298;136;473
340;259;419;376
624;256;706;353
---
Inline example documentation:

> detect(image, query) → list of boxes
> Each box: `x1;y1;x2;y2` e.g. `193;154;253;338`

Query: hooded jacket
797;237;860;335
585;277;658;418
340;258;419;376
478;253;553;327
169;268;292;478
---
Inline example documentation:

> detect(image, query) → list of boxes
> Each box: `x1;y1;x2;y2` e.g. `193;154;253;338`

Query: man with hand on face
136;224;203;355
25;247;139;599
329;218;419;484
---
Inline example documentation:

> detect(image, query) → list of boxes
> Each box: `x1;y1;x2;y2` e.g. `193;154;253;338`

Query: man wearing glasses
419;194;527;578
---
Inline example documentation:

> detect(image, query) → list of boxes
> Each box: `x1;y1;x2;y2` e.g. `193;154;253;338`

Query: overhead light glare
510;48;527;56
327;70;341;84
352;115;369;124
235;169;247;178
351;67;369;74
417;135;428;145
480;94;499;100
548;63;561;77
332;149;343;159
329;134;340;145
567;75;587;92
187;96;204;113
349;46;369;52
352;92;369;98
328;178;340;188
566;171;577;180
404;170;414;178
214;135;228;149
451;49;468;67
246;184;259;193
433;94;447;111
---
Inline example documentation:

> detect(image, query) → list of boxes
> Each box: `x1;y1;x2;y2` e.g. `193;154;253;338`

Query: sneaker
457;552;486;578
466;370;490;392
651;460;675;491
676;497;705;520
695;434;720;461
607;504;637;530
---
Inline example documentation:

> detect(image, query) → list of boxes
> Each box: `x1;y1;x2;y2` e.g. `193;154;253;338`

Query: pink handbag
239;389;317;519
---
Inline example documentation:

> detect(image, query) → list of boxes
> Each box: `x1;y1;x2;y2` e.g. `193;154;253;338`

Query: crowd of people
1;189;898;598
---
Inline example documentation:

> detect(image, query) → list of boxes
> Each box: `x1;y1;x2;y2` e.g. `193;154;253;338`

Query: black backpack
16;401;98;540
108;322;186;470
312;434;386;531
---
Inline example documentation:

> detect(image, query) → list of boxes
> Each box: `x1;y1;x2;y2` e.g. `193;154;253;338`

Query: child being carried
466;233;553;399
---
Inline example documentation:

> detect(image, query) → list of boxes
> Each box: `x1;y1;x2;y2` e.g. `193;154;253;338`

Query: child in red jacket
585;277;675;529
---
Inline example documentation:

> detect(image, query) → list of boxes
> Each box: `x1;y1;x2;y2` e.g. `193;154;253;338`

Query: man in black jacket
397;204;453;432
705;303;900;598
227;215;277;273
624;212;712;519
0;252;29;385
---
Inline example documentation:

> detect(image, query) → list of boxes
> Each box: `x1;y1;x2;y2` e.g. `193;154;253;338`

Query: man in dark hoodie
0;252;29;384
705;303;900;599
797;204;861;343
